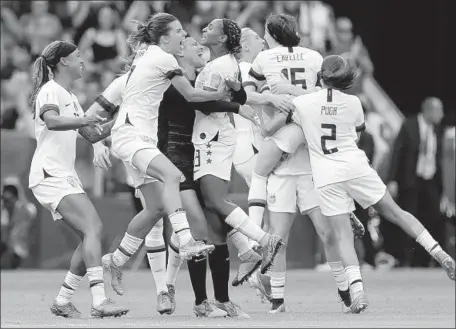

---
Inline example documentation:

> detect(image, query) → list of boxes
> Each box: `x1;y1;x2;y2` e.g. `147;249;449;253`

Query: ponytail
29;56;51;112
126;20;152;52
28;41;77;115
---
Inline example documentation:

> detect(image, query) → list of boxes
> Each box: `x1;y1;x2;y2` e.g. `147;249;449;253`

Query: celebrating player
190;18;284;317
291;55;456;313
28;41;129;318
102;13;223;297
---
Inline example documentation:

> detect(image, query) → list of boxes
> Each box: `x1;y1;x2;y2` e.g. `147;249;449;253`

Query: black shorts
164;140;196;192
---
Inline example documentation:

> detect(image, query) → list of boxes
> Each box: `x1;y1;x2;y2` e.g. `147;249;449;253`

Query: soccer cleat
232;249;262;287
350;292;369;314
248;270;272;302
260;235;284;274
268;298;286;314
350;212;365;239
167;284;176;315
102;253;124;296
157;290;173;315
50;299;82;318
179;240;215;260
337;289;352;314
193;300;227;318
91;298;129;318
248;239;262;252
434;250;455;281
212;300;251;318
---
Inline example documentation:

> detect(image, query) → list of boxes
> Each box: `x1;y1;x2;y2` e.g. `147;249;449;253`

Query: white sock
416;230;442;258
112;233;144;267
270;271;286;300
168;210;192;247
227;229;251;258
55;271;83;305
87;266;107;307
224;207;267;245
145;219;168;294
248;172;267;227
166;233;183;286
328;261;349;291
345;265;364;296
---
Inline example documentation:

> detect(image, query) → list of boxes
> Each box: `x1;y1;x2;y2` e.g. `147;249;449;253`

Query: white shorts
31;176;85;220
317;169;387;217
194;140;235;181
267;173;320;214
234;154;257;188
265;123;305;154
111;125;160;188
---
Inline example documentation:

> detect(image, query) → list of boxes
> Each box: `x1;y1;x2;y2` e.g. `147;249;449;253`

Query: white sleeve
354;97;366;132
36;86;60;120
291;98;303;126
157;53;184;80
249;53;266;82
95;74;127;113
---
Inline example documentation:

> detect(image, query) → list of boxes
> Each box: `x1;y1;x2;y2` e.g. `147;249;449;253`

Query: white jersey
249;46;323;92
292;88;370;188
233;61;263;165
29;80;85;188
192;54;240;146
249;46;322;176
113;45;182;141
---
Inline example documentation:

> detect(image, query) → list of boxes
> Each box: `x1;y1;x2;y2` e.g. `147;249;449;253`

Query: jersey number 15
281;68;307;89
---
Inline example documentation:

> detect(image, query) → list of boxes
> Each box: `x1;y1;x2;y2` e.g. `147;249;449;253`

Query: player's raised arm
170;74;224;102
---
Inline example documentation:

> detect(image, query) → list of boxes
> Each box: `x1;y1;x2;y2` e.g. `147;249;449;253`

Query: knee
202;197;226;214
162;167;183;185
318;229;337;247
84;218;103;240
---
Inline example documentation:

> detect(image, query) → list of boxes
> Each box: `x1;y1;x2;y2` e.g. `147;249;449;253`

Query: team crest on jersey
140;135;154;144
66;177;78;188
268;193;276;204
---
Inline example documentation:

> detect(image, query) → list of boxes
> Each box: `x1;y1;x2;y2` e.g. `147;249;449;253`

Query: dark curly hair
222;18;242;56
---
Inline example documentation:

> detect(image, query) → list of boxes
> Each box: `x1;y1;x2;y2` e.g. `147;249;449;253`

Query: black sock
208;244;230;303
187;254;208;306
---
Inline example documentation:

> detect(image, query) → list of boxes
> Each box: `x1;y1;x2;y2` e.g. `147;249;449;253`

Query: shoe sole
92;310;129;318
232;260;262;287
102;255;124;296
194;311;227;318
350;217;365;239
50;306;82;319
268;305;286;314
442;259;455;281
260;240;284;274
350;300;368;314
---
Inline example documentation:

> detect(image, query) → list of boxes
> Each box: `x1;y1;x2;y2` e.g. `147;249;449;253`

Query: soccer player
291;55;456;313
192;18;284;317
28;41;129;318
151;35;258;317
244;13;323;235
102;13;222;298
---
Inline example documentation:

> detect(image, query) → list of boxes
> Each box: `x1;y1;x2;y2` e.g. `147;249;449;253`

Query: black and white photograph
1;0;454;328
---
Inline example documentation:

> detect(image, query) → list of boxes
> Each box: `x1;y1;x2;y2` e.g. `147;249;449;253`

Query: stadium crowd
1;0;454;272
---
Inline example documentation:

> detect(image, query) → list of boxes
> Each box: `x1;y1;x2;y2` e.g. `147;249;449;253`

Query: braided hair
222;18;242;57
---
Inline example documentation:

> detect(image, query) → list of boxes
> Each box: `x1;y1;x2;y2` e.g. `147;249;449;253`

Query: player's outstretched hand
269;94;295;114
92;142;112;171
239;105;260;126
84;114;107;135
270;82;294;95
225;77;241;92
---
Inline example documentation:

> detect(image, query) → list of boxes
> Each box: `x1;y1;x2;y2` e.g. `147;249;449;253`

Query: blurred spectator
122;1;158;34
274;1;336;54
331;17;373;75
78;3;127;75
385;97;446;267
20;0;62;60
1;177;37;269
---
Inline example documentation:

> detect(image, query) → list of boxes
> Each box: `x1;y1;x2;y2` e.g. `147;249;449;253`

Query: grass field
1;268;455;328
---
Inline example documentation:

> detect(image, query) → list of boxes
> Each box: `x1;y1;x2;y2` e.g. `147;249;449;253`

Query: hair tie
39;55;47;61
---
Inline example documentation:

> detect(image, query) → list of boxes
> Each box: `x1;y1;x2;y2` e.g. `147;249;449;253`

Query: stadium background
1;0;455;271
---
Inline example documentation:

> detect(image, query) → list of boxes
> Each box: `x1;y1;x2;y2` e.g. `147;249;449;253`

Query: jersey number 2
321;124;339;155
281;68;307;89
